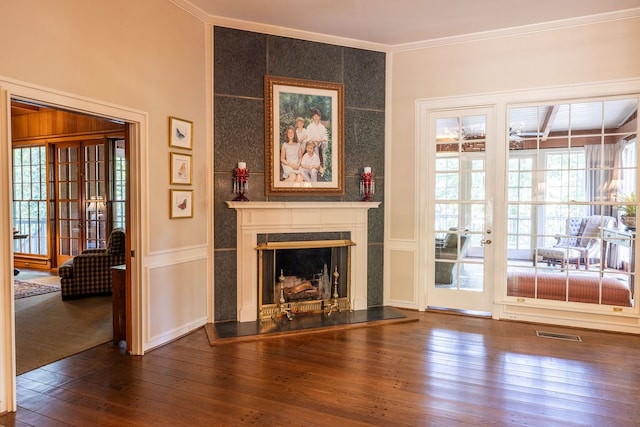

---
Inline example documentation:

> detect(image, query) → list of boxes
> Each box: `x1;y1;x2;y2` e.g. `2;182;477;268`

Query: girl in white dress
280;126;303;182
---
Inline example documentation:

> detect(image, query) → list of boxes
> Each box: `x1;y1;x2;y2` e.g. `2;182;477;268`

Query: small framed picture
170;189;193;219
169;116;193;149
170;152;192;185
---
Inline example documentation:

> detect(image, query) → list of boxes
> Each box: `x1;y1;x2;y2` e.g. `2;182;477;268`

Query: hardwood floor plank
3;310;640;426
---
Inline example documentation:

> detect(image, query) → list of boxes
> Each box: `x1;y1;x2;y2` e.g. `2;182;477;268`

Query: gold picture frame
170;189;193;219
264;75;344;196
170;152;192;185
169;116;193;150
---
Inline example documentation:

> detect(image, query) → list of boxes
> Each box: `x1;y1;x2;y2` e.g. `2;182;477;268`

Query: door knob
480;239;492;246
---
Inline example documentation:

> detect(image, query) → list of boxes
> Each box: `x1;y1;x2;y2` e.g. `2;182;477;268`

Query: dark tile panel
213;175;238;250
213;27;386;317
344;48;386;110
214;96;265;172
367;243;384;306
344;108;385;177
267;36;343;83
214;27;267;98
368;198;384;244
214;249;237;322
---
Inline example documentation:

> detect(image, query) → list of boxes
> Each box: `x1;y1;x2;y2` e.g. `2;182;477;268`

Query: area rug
15;291;112;375
14;279;60;299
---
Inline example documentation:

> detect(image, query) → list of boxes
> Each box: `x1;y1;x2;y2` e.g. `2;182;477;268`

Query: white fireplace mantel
226;201;380;322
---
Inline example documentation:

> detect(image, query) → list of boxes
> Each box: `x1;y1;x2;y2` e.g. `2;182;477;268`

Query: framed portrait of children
264;75;344;196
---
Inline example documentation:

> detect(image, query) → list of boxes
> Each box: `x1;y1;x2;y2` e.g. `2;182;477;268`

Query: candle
364;166;371;174
238;162;246;170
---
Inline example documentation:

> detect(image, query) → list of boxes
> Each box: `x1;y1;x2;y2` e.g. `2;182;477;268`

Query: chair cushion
443;233;458;248
537;247;582;260
107;229;125;255
579;216;602;247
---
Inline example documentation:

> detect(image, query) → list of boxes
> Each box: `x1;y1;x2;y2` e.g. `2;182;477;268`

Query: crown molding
170;1;640;55
390;8;640;52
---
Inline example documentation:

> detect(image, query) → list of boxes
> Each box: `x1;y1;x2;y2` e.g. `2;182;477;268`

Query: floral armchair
58;228;125;300
534;215;616;270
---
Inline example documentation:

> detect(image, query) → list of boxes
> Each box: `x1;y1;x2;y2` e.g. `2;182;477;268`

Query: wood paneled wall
12;107;124;142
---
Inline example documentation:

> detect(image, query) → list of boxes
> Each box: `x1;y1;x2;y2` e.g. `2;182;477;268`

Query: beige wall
387;17;640;309
0;0;209;251
0;0;210;411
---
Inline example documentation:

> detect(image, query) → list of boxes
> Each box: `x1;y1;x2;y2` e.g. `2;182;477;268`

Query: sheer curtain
585;141;627;268
585;143;623;216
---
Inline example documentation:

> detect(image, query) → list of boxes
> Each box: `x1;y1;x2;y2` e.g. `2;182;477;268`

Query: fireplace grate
536;331;582;342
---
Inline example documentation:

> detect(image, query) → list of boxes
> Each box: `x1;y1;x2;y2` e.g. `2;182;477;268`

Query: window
507;97;638;306
112;139;126;229
13;146;48;256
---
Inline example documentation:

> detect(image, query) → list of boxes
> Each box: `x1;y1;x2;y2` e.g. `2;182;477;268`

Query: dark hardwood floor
2;309;640;426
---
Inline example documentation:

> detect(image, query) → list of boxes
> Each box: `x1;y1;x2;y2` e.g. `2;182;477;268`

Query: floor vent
536;331;582;342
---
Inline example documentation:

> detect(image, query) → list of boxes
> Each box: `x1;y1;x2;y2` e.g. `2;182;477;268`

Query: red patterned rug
14;279;60;299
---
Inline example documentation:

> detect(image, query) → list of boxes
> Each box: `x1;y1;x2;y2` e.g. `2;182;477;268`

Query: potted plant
616;192;636;229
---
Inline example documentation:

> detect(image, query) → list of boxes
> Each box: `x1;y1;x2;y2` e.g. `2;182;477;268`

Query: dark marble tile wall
214;26;386;321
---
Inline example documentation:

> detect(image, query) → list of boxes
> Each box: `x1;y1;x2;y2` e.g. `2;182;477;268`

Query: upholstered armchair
534;215;616;270
59;228;125;300
435;230;470;284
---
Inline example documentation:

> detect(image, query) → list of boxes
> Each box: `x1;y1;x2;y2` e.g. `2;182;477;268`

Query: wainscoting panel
144;247;209;350
386;247;418;308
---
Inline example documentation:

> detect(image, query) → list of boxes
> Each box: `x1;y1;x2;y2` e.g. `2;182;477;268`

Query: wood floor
2;309;640;426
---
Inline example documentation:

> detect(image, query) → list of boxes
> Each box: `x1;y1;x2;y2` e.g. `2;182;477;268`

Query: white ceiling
183;0;640;46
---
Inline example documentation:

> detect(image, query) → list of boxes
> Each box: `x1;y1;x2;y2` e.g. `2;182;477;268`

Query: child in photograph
280;126;303;182
295;116;308;147
300;140;323;182
306;108;328;167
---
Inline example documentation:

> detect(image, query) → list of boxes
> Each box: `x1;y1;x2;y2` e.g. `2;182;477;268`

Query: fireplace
257;238;353;320
226;201;380;322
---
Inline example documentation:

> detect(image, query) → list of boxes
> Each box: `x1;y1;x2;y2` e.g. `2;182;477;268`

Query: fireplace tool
324;267;341;316
273;269;293;321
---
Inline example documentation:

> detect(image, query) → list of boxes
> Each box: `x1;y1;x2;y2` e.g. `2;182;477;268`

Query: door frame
416;78;640;326
0;78;146;412
419;105;497;314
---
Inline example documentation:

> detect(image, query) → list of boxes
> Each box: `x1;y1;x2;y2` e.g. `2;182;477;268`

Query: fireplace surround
226;201;380;322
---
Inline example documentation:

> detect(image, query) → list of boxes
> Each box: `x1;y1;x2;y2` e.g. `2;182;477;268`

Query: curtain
585;141;628;268
585;143;620;217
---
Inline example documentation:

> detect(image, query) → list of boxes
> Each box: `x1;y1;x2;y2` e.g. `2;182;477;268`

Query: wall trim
391;8;640;52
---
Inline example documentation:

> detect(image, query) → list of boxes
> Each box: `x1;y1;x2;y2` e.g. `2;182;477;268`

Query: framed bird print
169;116;193;149
170;189;193;218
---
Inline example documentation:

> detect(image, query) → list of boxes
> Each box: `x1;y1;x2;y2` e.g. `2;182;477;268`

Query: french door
426;107;495;313
55;140;108;266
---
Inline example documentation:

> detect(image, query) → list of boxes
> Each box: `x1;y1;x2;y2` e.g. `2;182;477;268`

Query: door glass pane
84;143;107;249
507;98;637;307
433;114;487;292
57;146;80;260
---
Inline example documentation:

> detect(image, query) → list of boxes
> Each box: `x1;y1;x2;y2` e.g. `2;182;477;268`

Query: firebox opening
257;239;354;320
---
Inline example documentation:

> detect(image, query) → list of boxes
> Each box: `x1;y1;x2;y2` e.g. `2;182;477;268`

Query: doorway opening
10;98;131;374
